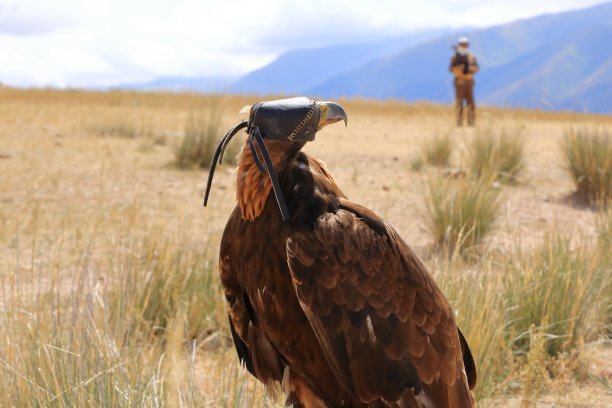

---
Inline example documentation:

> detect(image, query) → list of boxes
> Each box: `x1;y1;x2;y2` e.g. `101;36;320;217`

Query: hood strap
203;120;248;206
250;127;290;221
203;120;291;222
247;132;268;174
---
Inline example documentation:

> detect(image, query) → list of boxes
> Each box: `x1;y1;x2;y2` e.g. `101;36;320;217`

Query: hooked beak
316;101;348;130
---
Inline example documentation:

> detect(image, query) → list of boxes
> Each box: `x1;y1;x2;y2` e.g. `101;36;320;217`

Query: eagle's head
245;96;347;143
204;97;348;221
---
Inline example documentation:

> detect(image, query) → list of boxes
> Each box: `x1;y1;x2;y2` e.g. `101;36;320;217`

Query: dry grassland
0;87;610;407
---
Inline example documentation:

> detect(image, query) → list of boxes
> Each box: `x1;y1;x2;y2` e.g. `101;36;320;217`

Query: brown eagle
204;97;477;407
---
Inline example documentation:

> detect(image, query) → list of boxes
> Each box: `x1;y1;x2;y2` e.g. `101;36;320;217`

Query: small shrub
174;107;240;169
504;234;610;357
561;127;611;205
468;125;525;183
422;175;501;253
423;132;453;166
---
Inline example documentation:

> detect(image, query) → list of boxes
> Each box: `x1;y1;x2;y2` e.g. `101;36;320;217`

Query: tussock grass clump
520;325;550;403
597;208;612;255
431;230;611;401
174;109;220;169
423;175;501;252
423;132;453;166
174;107;241;169
88;121;138;138
504;234;610;357
0;255;166;405
432;230;611;401
118;235;225;341
432;258;514;400
0;280;172;406
467;125;525;183
0;232;267;406
410;156;424;172
596;209;612;334
562;127;611;205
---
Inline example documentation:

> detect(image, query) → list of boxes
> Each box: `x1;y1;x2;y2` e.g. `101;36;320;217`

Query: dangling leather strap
250;127;290;221
203;120;248;206
248;134;268;174
204;120;291;222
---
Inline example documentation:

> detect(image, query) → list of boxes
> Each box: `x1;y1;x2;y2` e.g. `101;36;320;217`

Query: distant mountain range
229;28;456;95
120;2;612;113
123;28;455;95
307;1;612;113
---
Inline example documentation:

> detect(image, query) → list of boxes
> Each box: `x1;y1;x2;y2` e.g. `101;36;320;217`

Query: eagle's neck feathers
236;140;342;222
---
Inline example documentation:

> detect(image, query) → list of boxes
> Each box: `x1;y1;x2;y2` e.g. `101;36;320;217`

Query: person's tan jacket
449;53;479;82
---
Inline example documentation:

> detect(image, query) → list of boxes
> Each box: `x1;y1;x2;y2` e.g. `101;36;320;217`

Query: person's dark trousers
454;80;476;126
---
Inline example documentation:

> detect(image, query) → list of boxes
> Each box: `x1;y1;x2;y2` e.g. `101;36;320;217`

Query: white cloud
0;0;607;87
0;1;71;35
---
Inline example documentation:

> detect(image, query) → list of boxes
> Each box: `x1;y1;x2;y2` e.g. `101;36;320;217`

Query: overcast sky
0;0;608;87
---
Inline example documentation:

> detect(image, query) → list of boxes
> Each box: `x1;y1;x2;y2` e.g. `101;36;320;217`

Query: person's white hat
457;36;469;45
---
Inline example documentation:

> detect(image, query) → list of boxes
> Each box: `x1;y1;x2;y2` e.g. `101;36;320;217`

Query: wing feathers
247;322;284;385
459;329;478;389
287;206;472;403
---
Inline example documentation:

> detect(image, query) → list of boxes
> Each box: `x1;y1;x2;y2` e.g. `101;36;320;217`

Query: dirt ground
0;88;610;406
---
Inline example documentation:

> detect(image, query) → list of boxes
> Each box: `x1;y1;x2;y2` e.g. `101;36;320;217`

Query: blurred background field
0;87;610;407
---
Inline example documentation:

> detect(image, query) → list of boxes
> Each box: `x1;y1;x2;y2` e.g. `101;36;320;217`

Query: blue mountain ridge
307;1;612;113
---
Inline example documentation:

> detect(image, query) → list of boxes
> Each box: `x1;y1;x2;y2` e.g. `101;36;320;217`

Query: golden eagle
204;97;476;407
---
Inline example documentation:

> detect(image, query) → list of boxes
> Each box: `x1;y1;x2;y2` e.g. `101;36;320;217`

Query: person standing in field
450;37;479;126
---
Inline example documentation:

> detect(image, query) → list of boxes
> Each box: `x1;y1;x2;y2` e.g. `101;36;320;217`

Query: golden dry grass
0;87;611;407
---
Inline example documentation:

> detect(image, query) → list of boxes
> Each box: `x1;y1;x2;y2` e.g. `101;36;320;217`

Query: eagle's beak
316;101;348;130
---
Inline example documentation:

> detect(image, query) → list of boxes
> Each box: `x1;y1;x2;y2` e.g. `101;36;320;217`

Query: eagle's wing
220;211;285;387
286;199;476;403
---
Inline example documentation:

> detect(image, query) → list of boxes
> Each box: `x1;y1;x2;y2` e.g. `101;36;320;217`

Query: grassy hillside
0;88;610;406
